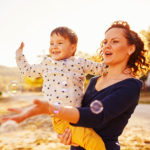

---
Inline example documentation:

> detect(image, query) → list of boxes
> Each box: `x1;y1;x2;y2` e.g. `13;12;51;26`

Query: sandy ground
119;104;150;150
0;94;150;150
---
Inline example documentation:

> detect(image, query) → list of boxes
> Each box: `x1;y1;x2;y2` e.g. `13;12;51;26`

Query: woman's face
102;28;133;66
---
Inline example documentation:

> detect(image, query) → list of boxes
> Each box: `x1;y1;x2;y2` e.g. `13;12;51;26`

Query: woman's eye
112;40;119;43
50;43;54;46
58;42;63;44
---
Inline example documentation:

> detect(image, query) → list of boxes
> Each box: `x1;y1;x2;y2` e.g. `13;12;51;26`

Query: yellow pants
51;117;106;150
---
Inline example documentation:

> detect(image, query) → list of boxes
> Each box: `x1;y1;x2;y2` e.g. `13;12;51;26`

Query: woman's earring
123;67;133;75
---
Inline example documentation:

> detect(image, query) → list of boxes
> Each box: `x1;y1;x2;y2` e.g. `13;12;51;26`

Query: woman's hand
1;99;50;124
1;105;34;123
57;128;79;147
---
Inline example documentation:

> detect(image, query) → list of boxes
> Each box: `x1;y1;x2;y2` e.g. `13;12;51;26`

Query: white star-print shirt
16;50;103;107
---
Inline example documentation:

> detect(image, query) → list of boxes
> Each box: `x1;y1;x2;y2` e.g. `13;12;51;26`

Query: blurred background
0;0;150;150
0;0;150;96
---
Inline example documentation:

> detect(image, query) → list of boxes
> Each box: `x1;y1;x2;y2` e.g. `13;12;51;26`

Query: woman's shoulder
109;78;143;97
90;76;142;87
87;76;143;94
119;78;143;89
99;77;142;92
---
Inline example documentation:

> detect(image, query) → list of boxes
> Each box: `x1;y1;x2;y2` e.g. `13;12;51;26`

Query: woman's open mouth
105;51;112;56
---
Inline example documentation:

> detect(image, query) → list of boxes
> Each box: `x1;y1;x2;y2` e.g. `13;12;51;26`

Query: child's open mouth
52;51;61;55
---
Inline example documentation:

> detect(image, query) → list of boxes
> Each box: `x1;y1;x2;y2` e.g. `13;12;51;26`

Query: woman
2;21;149;150
57;21;149;150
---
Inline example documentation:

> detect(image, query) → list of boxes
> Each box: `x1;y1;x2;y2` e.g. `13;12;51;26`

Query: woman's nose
104;42;111;49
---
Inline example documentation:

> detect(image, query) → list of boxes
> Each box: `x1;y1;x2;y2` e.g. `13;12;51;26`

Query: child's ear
128;45;135;55
71;44;77;55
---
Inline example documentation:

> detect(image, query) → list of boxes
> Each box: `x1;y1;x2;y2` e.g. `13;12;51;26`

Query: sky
0;0;150;67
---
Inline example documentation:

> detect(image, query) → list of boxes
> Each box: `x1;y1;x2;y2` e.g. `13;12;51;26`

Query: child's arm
80;58;107;76
16;42;44;78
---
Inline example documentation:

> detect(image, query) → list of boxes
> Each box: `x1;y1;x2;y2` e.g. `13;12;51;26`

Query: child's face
49;34;76;60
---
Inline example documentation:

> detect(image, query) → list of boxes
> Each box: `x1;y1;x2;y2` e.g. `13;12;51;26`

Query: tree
140;27;150;68
140;27;150;84
140;27;150;50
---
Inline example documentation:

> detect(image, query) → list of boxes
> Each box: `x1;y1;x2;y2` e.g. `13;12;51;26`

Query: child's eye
103;41;107;45
50;43;54;45
58;42;63;44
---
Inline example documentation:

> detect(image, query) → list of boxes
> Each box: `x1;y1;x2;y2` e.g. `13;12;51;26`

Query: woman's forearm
49;104;80;124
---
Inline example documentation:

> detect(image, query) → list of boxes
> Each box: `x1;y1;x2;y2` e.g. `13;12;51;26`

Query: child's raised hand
16;42;24;54
19;42;24;50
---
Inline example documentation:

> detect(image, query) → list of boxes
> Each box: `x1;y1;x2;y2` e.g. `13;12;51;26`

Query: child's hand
16;42;24;54
19;42;24;49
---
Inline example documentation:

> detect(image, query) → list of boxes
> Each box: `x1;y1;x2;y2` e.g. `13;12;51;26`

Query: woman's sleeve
16;49;45;78
71;80;142;129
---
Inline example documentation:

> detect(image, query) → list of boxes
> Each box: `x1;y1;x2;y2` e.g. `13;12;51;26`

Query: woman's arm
1;99;80;124
71;79;142;129
2;100;50;123
51;105;80;124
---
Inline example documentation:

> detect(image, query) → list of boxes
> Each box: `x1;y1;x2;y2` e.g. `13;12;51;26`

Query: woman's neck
96;64;133;91
105;63;130;80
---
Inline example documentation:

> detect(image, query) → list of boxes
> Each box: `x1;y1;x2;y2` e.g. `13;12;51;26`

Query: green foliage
139;27;150;79
140;74;148;82
140;27;150;50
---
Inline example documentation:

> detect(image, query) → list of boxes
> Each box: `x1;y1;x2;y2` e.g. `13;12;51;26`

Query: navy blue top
70;77;142;150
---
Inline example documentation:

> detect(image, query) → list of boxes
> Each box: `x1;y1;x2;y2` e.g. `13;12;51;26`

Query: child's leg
51;117;70;134
70;125;106;150
51;117;106;150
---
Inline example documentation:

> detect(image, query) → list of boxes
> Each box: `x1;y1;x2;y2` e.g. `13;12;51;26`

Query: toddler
16;27;106;150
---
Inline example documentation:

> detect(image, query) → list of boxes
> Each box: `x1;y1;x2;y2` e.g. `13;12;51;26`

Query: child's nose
53;44;58;49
